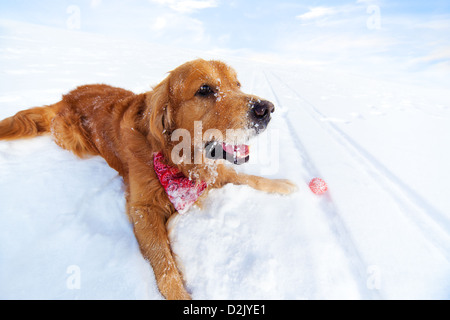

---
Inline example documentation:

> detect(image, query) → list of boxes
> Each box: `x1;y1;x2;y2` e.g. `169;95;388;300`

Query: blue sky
1;0;449;84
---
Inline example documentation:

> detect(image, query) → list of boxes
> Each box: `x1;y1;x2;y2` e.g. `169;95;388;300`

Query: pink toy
309;178;328;195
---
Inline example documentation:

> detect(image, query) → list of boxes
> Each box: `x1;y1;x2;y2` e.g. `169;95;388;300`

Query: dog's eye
196;85;214;97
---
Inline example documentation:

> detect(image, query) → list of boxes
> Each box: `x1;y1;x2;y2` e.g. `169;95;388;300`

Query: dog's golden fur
0;59;296;299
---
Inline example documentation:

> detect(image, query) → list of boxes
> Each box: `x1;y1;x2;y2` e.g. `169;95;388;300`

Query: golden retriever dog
0;59;296;300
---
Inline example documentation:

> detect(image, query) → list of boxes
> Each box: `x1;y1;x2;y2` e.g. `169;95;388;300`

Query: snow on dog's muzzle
204;99;274;165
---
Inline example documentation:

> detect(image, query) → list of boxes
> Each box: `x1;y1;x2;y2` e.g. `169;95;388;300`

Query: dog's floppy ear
146;75;174;148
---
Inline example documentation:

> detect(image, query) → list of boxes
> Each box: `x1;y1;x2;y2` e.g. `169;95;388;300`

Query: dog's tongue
205;141;250;165
222;143;250;159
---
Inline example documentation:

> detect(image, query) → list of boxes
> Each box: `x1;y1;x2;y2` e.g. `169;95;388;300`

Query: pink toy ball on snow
309;178;328;195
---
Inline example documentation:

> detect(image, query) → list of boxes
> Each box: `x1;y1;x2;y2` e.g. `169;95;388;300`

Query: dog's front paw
269;179;298;195
252;178;298;194
230;172;298;195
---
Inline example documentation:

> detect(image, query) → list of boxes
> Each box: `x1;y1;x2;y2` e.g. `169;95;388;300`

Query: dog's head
147;59;274;166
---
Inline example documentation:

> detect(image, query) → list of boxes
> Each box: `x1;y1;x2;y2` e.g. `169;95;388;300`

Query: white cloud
149;0;218;14
90;0;102;8
150;13;208;44
408;46;450;64
296;7;337;20
152;16;168;30
415;19;450;30
295;4;362;24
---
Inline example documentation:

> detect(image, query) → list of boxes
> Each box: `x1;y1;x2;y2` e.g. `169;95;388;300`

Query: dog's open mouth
205;141;250;165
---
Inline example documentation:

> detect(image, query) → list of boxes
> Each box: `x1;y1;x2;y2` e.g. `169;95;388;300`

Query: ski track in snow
264;70;450;262
260;70;380;299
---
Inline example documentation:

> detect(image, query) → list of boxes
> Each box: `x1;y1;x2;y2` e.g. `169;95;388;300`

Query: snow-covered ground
1;19;449;300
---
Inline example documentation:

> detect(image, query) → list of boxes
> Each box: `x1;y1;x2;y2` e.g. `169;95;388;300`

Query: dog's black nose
251;100;275;121
249;99;275;134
